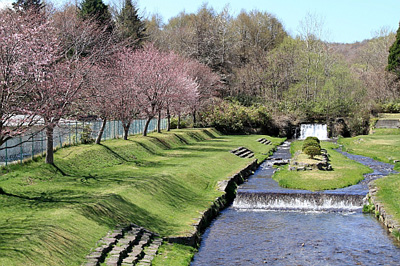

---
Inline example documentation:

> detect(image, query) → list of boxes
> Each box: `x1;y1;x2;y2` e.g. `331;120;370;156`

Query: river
191;142;400;266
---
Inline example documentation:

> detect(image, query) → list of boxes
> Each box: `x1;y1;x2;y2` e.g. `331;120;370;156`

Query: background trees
116;0;146;47
387;23;400;78
2;0;400;164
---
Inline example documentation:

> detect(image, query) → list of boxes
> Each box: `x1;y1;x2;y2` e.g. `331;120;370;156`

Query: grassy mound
273;141;372;191
0;128;284;265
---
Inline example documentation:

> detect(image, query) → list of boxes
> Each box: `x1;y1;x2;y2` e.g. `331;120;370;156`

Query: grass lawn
338;129;400;170
0;128;284;266
338;130;400;232
272;141;372;191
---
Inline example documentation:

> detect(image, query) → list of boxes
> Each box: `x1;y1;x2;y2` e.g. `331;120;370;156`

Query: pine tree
80;0;112;26
387;22;400;78
117;0;146;47
12;0;44;13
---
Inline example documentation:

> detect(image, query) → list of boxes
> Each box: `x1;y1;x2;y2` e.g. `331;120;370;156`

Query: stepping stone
86;252;102;259
84;260;98;266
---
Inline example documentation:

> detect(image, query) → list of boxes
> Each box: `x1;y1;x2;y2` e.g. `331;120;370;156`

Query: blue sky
1;0;399;43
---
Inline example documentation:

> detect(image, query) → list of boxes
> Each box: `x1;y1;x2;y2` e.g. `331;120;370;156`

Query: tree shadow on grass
133;140;160;155
79;193;175;234
148;136;172;149
99;144;135;162
201;129;218;139
173;133;190;145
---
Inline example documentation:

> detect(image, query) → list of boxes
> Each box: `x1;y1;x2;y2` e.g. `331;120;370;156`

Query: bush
304;146;321;159
80;125;94;144
381;102;400;113
200;99;271;134
302;137;321;151
170;117;188;129
305;136;320;143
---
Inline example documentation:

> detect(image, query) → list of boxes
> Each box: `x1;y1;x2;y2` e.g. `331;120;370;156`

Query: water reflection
192;210;400;266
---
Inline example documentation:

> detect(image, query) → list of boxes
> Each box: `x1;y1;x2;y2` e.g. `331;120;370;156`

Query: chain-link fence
0;118;167;166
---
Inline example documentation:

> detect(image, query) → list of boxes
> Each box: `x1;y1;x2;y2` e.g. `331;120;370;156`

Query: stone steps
135;238;163;266
83;224;162;266
230;147;254;158
257;138;271;145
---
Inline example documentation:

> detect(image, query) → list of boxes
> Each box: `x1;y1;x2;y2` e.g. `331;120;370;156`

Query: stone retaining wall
375;119;400;129
368;182;400;241
167;159;259;247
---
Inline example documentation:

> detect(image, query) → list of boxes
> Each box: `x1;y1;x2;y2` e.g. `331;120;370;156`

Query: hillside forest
2;0;400;165
146;4;400;136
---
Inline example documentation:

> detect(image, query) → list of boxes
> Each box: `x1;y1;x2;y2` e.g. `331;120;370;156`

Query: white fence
0;119;167;166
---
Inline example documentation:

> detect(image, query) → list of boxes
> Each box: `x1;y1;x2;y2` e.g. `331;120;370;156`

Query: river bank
338;130;400;241
0;128;284;265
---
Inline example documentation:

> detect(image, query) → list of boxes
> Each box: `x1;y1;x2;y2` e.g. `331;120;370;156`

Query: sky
1;0;399;43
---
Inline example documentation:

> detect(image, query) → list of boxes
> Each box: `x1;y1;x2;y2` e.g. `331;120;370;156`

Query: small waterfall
233;191;366;212
299;124;328;140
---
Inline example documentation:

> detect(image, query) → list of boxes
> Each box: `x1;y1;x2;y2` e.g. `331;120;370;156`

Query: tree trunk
95;118;107;144
45;126;54;164
122;122;130;140
167;108;171;131
157;110;161;133
192;110;197;126
177;113;181;129
143;117;152;136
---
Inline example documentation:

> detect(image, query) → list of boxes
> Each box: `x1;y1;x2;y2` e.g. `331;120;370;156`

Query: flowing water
299;124;329;140
191;142;400;266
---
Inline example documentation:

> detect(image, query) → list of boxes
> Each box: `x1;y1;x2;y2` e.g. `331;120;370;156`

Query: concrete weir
234;190;366;212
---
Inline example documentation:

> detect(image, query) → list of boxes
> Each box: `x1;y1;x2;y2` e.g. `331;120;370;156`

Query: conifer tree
12;0;44;13
80;0;112;26
387;22;400;78
117;0;146;47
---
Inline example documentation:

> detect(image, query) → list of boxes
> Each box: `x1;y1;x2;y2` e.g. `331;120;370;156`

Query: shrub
302;137;321;151
200;99;271;134
170;117;188;129
305;136;320;143
304;146;321;159
80;125;94;144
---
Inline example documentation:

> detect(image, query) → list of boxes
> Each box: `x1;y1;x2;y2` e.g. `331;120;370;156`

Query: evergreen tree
80;0;112;26
117;0;146;47
12;0;44;13
387;22;400;78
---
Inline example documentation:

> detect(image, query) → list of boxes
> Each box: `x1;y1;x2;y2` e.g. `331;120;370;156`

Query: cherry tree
129;44;185;136
82;59;117;144
183;59;220;125
110;49;139;140
160;55;200;131
31;9;115;164
0;10;57;148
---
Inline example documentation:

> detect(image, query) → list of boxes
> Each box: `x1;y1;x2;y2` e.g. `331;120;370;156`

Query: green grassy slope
0;129;284;265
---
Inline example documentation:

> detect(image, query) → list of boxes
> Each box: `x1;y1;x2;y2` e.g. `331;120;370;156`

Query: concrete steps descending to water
84;224;162;266
230;147;254;158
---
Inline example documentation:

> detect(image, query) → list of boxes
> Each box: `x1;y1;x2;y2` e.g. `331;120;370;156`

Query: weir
299;123;329;140
233;140;368;213
234;190;366;212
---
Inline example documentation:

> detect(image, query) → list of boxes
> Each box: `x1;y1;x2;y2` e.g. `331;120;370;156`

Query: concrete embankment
167;159;259;247
368;182;400;241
